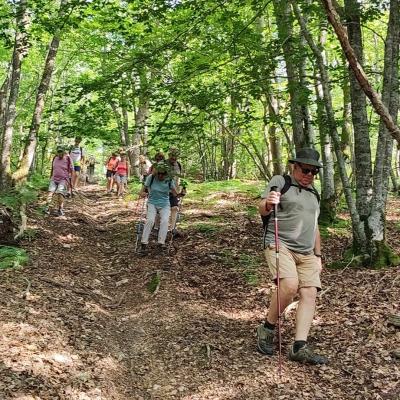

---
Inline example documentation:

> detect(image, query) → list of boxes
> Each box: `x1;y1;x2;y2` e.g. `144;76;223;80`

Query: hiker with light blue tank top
138;161;178;255
256;148;328;365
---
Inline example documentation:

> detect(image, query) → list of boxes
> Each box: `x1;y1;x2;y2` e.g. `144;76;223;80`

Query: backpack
261;175;320;243
145;175;173;192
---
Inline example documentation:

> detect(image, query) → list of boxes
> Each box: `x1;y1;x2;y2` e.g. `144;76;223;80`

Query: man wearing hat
45;146;74;216
256;148;328;365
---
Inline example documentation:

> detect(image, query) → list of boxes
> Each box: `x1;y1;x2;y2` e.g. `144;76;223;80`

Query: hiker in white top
69;137;85;190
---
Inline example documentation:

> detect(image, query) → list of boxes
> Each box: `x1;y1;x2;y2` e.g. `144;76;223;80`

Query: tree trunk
273;0;308;149
110;102;125;145
134;96;149;178
344;0;372;221
0;70;11;136
266;94;284;176
313;25;336;223
12;34;61;184
368;0;400;267
321;0;400;144
0;0;29;190
292;0;366;249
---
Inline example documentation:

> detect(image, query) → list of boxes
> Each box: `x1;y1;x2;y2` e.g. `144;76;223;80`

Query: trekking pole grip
270;186;279;215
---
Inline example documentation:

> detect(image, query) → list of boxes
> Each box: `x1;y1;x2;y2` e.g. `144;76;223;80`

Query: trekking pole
167;197;181;256
271;185;282;379
134;196;147;252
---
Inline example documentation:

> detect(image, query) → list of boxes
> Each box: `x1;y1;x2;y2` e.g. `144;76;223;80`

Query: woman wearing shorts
115;153;130;196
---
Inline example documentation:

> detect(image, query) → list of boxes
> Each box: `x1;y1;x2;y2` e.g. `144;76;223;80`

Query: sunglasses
298;165;319;176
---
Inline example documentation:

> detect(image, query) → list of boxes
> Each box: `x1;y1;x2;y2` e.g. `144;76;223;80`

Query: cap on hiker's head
155;161;169;174
56;145;64;153
154;151;164;161
112;152;117;157
168;147;180;157
288;148;323;168
75;137;82;142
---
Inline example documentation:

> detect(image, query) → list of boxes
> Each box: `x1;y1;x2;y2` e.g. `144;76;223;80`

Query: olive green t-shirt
261;175;320;254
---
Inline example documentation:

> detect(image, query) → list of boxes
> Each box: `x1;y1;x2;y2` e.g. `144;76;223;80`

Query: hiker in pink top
114;153;130;197
45;146;74;216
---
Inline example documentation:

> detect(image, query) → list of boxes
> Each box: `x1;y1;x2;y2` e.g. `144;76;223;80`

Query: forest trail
0;184;399;400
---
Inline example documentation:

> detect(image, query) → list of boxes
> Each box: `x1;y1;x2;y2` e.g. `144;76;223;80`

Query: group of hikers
45;141;186;253
43;143;400;369
45;142;328;366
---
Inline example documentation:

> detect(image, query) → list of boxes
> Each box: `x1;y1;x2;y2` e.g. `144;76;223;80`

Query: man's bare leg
294;286;317;341
266;277;298;324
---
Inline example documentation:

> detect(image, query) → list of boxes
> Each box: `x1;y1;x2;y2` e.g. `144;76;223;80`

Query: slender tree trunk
110;102;125;146
344;0;372;221
134;96;149;178
341;61;354;174
0;70;11;136
12;33;62;184
292;0;366;250
273;0;308;149
266;95;284;176
0;0;29;189
368;0;400;267
313;25;336;223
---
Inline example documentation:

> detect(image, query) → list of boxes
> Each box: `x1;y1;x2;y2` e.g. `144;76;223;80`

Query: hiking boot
138;243;148;255
256;323;274;355
57;209;65;217
158;243;167;253
288;344;328;365
44;206;50;215
172;229;182;238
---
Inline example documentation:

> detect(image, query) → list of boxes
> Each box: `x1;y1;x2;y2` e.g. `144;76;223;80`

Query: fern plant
0;246;29;270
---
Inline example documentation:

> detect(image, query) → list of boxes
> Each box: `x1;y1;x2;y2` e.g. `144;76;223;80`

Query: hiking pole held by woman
271;185;282;379
134;196;147;253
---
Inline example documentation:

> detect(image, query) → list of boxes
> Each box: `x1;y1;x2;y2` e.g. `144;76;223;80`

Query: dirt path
0;185;399;399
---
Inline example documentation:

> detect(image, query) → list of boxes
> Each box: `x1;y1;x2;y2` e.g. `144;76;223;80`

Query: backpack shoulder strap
149;175;155;188
309;186;320;203
281;174;292;196
50;156;56;178
177;161;182;174
283;174;320;203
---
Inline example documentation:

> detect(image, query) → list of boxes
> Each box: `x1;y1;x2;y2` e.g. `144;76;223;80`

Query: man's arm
258;191;281;216
314;227;321;256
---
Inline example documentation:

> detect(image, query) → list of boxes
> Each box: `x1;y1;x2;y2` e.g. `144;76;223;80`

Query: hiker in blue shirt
139;161;178;254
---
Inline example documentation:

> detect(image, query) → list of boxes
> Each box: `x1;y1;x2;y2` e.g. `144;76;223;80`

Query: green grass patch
0;246;29;270
21;228;38;241
147;271;161;293
220;249;261;285
188;179;265;203
193;222;221;235
238;253;262;286
246;205;258;218
319;217;351;239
